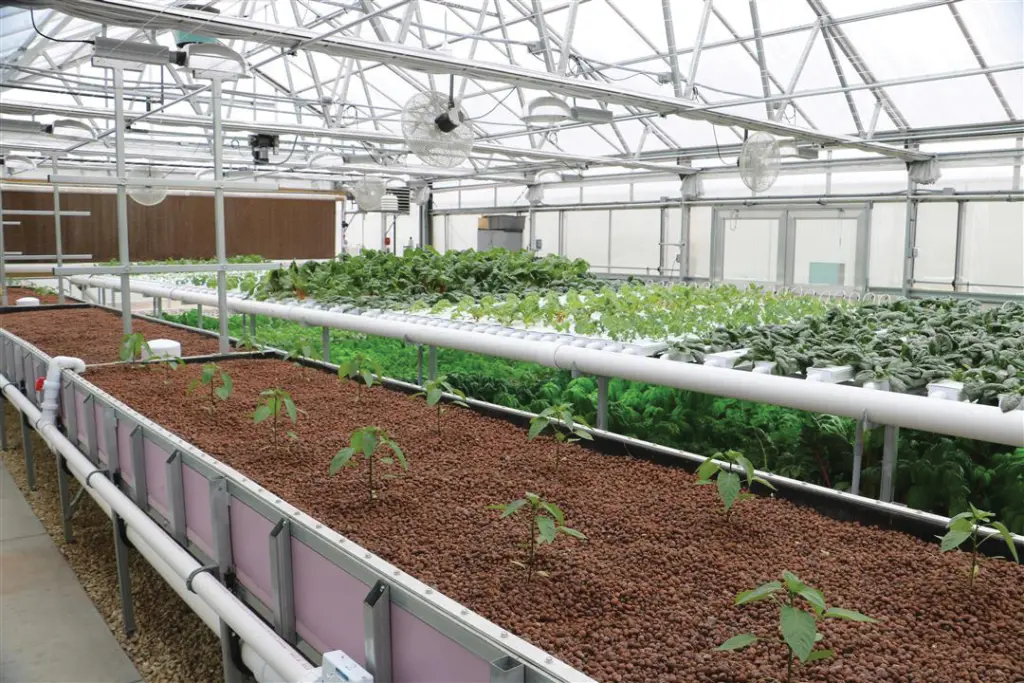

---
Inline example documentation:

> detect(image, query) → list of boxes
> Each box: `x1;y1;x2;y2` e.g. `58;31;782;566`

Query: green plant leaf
715;634;757;651
988;521;1019;563
782;571;806;594
497;499;526;519
361;369;375;388
387;441;408;470
696;458;722;482
220;371;233;394
735;453;755;484
940;528;972;552
329;448;355;475
253;404;272;423
528;417;550;440
540;501;565;525
283;396;298;423
536;515;557;544
751;476;776;491
426;387;442;406
361;431;378;458
717;471;741;511
558;526;586;540
735;581;782;605
573;428;594;441
798;587;827;616
823;608;876;622
780;605;817;663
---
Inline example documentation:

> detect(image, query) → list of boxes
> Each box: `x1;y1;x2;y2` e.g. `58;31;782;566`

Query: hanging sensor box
248;134;280;165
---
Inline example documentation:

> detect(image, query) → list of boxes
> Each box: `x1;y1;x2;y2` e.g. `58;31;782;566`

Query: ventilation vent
387;188;411;215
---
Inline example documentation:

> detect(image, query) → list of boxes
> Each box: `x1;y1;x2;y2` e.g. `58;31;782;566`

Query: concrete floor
0;461;141;683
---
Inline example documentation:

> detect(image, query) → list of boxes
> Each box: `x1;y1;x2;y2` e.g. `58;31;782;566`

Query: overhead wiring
30;9;94;45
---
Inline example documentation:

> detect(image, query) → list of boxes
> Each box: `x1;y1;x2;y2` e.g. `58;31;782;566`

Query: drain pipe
0;372;316;683
67;275;1024;447
40;356;86;424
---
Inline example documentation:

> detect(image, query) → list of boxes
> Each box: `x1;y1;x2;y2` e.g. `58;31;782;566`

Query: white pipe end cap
142;338;183;360
15;297;40;307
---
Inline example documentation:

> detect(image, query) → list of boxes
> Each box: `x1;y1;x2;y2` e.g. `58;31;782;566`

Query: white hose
0;373;315;683
70;274;1024;446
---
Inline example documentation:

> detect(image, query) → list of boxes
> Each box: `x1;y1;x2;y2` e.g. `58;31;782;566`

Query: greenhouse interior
0;1;1022;682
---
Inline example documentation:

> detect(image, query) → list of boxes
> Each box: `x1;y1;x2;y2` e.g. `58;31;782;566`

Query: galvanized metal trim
166;450;188;547
129;424;148;510
83;394;99;465
269;518;297;645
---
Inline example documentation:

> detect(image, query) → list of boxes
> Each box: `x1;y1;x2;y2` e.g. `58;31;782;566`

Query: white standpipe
0;371;315;683
68;274;1024;447
40;356;87;424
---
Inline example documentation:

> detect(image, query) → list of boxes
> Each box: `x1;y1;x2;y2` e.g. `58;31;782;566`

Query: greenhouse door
712;207;868;291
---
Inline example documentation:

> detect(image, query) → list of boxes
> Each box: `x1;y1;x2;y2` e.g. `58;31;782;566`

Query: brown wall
1;191;335;261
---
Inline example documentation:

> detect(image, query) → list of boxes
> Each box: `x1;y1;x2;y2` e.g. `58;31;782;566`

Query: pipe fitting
41;356;86;425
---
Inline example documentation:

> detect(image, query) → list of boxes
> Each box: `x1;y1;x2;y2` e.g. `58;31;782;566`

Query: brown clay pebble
5;308;1024;683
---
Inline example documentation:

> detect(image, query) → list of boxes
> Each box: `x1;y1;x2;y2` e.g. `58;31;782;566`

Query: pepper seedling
939;503;1019;587
696;449;775;521
414;375;468;438
338;353;383;403
488;492;585;582
528;403;593;472
253;387;303;451
329;426;407;501
717;571;876;683
119;332;151;366
187;362;233;412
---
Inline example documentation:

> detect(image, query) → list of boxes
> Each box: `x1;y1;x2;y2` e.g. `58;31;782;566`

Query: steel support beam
686;0;714;99
660;0;684;98
773;19;820;122
748;0;773;118
113;68;132;335
947;4;1015;120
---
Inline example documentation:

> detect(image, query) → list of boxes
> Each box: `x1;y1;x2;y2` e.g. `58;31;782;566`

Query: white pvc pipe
69;274;1024;447
0;372;314;683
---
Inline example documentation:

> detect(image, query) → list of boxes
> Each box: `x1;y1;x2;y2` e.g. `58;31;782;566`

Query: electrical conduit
69;274;1024;447
0;368;315;683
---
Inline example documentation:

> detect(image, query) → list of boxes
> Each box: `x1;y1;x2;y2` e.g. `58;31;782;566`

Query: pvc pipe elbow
40;356;86;425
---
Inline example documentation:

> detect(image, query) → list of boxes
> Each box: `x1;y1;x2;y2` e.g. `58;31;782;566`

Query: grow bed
4;309;1023;683
2;286;64;305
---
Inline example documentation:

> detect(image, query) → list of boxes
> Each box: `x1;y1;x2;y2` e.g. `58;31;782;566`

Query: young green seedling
487;492;585;582
158;356;182;385
414;375;468;438
528;403;594;472
338;353;383;403
717;571;876;683
119;332;151;366
696;449;776;521
939;503;1019;587
329;426;407;501
253;387;303;451
187;362;233;412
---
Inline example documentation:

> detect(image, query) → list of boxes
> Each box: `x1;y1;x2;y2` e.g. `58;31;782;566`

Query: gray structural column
52;155;66;303
113;67;132;335
212;77;230;354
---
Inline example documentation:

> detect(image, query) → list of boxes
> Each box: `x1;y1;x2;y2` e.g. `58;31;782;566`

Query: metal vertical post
113;67;132;335
557;210;565;256
528;208;536;252
55;453;74;543
166;451;187;546
0;394;7;451
880;425;899;503
269;519;296;644
197;303;204;330
901;171;918;297
130;425;147;509
210;477;244;683
851;418;865;496
52;155;66;303
363;581;393;683
322;327;330;363
212;76;230;354
679;198;691;281
21;412;35;490
596;376;609;431
428;345;438;381
0;167;6;306
606;210;613;273
416;345;424;386
112;492;136;635
658;207;668;275
490;657;526;683
953;201;967;292
248;313;256;340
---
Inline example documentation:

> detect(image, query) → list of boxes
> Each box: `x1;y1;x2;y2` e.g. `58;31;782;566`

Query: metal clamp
186;564;220;593
85;468;109;488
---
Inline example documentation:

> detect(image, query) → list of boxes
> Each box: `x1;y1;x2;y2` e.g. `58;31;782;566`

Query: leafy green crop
338;353;382;403
119;332;151;364
329;426;407;501
717;571;876;682
488;492;585;582
939;503;1019;587
696;449;775;520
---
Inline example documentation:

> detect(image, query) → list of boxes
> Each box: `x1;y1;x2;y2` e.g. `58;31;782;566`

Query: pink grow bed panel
290;540;367;663
229;499;274;607
143;438;171;519
182;465;213;556
74;392;88;445
94;403;109;465
116;420;136;489
391;606;492;683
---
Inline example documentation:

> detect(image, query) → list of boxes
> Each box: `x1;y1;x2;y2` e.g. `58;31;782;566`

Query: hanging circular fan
127;166;168;206
401;81;473;168
738;131;781;194
352;177;386;211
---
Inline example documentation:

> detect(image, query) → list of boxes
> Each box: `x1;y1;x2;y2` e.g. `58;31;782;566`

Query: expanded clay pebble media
4;307;1024;683
0;409;223;683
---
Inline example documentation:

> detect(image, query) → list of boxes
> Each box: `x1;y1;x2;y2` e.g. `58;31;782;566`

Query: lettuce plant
488;492;585;582
717;571;876;682
329;426;406;501
939;503;1019;587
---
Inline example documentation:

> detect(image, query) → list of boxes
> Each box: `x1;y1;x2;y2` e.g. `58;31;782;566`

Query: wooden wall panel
1;191;334;261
